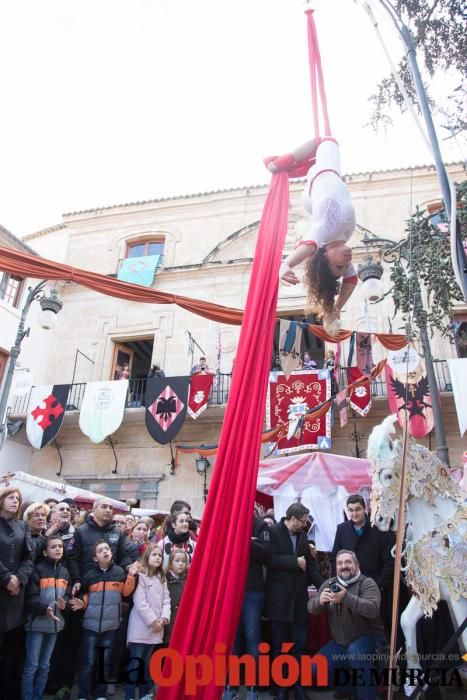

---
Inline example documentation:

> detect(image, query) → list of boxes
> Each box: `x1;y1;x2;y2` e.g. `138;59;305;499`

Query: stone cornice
20;162;466;240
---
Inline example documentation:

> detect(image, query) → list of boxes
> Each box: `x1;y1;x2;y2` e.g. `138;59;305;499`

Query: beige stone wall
16;162;467;509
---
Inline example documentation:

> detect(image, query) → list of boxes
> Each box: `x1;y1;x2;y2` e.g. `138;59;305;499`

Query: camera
329;579;341;593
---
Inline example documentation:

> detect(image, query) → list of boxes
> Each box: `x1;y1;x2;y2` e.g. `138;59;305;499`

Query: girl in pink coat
125;544;170;700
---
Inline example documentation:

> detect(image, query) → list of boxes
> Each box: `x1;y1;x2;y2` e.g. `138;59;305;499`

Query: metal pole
377;0;467;298
404;24;467;297
0;281;46;443
400;26;451;211
418;316;450;465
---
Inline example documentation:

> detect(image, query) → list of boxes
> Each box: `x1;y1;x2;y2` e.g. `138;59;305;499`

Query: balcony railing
338;358;452;397
9;373;233;417
8;361;452;417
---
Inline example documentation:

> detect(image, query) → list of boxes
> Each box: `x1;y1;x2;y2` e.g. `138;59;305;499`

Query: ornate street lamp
38;288;63;329
0;282;63;449
195;456;210;503
357;254;385;302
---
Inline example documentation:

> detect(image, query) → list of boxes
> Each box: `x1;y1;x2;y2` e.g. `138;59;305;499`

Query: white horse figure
367;415;467;678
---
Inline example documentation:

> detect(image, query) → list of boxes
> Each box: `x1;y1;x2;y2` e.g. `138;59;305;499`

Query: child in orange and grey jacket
22;535;72;700
71;539;139;700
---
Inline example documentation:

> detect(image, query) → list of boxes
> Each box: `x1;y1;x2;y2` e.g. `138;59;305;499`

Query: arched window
125;237;165;260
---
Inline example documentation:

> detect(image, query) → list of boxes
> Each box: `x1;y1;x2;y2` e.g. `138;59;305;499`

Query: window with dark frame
0;273;23;308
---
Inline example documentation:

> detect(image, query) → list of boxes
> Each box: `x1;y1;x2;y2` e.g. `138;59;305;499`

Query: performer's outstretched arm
279;242;317;285
334;280;356;315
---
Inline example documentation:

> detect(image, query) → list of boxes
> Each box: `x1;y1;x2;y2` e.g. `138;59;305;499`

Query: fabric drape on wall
0;246;245;326
0;247;408;345
308;324;408;349
156;172;290;700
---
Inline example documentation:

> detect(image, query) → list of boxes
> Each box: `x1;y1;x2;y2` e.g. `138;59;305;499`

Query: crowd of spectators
0;487;396;700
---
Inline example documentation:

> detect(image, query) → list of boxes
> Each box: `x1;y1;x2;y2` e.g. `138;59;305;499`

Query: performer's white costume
300;140;357;282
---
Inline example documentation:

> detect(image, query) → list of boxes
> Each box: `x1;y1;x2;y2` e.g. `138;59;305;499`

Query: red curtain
156;171;290;699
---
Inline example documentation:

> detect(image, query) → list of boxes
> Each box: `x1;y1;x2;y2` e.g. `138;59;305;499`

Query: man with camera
308;550;386;700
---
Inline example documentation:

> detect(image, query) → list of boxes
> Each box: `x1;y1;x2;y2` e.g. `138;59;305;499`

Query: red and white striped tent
257;452;371;551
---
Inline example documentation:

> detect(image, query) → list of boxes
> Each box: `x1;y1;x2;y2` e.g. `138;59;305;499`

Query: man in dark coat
331;495;394;590
45;500;76;556
68;497;137;586
265;502;323;700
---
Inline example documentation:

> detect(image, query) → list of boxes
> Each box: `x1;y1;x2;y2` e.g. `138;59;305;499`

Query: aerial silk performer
156;7;339;699
268;138;358;336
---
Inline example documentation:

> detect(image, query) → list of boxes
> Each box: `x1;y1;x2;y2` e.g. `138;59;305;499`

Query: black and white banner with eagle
145;376;190;445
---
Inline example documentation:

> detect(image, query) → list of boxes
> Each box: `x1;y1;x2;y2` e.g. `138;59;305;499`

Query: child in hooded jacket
21;536;72;700
71;540;138;700
163;549;189;644
125;543;170;700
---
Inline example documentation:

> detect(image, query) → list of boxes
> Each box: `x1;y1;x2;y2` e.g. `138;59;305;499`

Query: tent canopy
257;452;371;552
0;471;130;513
257;451;371;496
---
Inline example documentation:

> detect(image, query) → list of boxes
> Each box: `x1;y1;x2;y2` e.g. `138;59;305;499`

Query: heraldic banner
187;373;214;419
266;370;331;454
117;254;160;287
348;367;372;417
145;376;190;445
79;380;129;443
386;358;434;438
26;384;70;449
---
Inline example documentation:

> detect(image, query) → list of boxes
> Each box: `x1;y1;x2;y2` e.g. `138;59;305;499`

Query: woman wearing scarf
159;512;197;568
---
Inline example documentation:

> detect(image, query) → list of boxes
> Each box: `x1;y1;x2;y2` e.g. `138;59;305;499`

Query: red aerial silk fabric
156;171;290;700
305;9;331;138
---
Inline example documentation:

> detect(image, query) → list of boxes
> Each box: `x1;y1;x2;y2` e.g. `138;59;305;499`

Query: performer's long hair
305;247;340;317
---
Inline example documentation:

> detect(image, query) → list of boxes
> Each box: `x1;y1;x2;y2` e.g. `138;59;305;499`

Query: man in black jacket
265;502;323;700
68;497;137;589
331;495;394;591
45;500;75;557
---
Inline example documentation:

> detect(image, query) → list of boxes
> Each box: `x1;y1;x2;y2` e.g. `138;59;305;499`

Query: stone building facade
5;162;467;514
